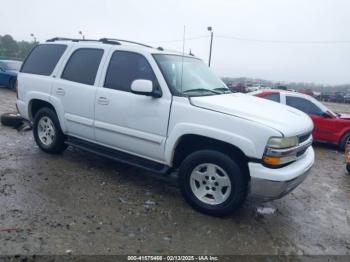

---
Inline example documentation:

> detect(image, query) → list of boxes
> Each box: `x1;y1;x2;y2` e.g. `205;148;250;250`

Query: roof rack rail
47;37;96;43
46;37;121;45
99;38;153;48
45;37;168;51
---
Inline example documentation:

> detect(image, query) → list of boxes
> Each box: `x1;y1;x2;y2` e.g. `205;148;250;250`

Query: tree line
0;34;37;60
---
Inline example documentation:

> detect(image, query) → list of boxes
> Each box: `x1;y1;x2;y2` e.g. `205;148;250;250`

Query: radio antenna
180;25;186;94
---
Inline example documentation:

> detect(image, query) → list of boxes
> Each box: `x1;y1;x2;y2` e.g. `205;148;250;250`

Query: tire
1;113;23;127
178;150;247;217
8;78;16;90
346;164;350;174
339;132;350;151
33;107;67;154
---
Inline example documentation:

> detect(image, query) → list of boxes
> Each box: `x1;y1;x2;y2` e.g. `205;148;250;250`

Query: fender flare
26;92;67;132
164;123;257;166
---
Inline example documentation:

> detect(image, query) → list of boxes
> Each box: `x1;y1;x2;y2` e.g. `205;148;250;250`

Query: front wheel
179;150;247;216
33;107;67;154
339;132;350;151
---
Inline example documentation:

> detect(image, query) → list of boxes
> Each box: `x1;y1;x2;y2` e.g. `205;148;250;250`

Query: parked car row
224;83;350;104
319;91;350;103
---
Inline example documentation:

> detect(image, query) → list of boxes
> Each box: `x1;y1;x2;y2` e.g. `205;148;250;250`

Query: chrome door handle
56;88;65;96
97;96;109;105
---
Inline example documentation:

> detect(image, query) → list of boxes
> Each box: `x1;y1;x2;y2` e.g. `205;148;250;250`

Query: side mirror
131;79;161;98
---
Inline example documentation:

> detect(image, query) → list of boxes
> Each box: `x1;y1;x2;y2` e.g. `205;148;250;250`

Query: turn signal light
262;156;281;165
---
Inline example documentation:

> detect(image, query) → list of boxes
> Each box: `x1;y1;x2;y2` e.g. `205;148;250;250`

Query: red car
252;89;350;149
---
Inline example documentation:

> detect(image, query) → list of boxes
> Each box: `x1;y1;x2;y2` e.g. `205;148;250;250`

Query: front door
94;51;171;162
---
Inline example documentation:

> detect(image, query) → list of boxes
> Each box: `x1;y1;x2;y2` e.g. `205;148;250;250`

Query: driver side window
104;51;158;92
286;96;323;115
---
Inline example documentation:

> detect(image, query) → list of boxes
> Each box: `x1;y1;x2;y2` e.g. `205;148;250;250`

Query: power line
215;35;350;44
148;35;208;44
149;34;350;45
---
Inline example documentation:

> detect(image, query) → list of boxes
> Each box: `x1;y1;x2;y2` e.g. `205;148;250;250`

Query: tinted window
286;96;323;115
262;93;280;102
62;48;103;85
21;44;67;75
104;51;156;92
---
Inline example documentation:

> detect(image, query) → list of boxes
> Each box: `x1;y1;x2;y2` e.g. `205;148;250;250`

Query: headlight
263;136;298;166
266;136;298;149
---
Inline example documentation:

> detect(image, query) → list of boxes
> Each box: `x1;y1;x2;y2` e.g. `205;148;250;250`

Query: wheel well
172;134;250;179
29;99;55;120
339;130;350;146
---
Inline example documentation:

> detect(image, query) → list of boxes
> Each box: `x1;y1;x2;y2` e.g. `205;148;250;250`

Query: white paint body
17;41;314;185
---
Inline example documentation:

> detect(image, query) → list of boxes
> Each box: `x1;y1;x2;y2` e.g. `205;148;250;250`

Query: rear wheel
33;107;67;154
178;150;247;216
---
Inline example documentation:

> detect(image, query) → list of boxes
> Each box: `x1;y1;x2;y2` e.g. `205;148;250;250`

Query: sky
1;0;349;85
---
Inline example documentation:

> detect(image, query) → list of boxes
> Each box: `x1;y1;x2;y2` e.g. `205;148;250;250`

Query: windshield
153;54;230;96
310;96;337;116
3;61;22;71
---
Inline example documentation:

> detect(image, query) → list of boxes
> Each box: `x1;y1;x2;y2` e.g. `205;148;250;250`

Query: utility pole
79;31;85;40
207;26;213;67
30;33;37;43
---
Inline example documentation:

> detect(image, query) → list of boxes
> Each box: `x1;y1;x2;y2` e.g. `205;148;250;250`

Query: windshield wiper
213;87;231;93
183;88;220;94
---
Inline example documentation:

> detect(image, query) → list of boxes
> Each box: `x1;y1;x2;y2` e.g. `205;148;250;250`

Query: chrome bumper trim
249;166;311;201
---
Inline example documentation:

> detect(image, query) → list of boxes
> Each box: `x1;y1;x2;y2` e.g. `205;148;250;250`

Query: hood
339;113;350;120
190;93;313;137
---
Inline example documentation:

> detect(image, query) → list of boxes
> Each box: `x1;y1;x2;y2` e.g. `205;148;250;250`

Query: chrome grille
298;133;311;144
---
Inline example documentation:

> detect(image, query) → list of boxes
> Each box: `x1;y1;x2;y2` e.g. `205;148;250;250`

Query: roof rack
45;37;167;52
46;37;121;45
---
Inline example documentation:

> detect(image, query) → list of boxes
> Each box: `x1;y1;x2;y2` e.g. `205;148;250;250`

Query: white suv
16;38;314;216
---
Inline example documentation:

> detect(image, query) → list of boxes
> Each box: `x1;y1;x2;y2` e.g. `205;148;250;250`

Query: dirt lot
0;88;349;255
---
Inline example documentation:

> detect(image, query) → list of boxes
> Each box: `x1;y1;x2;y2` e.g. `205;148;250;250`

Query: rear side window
262;93;280;102
104;51;156;92
286;96;323;115
61;48;104;85
21;44;67;76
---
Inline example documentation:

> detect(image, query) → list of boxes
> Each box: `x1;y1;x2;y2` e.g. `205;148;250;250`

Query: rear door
51;46;106;140
94;50;172;162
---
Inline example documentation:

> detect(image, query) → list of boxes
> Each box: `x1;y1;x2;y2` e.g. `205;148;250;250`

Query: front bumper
248;146;314;201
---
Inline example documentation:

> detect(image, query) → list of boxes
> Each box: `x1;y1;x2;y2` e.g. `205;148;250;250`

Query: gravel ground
0;88;349;255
